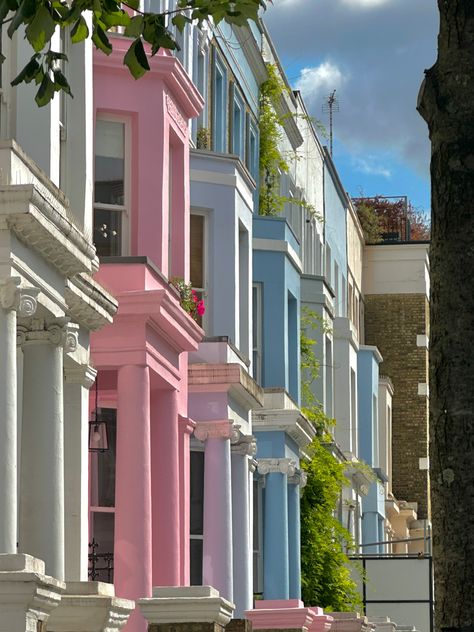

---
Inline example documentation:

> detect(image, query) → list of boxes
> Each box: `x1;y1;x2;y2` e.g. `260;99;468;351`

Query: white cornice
252;407;316;450
232;25;268;85
65;274;117;331
253;238;302;273
0;185;97;277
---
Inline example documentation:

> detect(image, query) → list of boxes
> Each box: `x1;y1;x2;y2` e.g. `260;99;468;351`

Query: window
247;119;259;180
334;261;339;316
190;451;204;585
94;119;128;257
212;53;227;153
89;408;117;582
252;283;263;384
253;479;263;594
231;87;245;161
190;212;206;327
325;244;332;286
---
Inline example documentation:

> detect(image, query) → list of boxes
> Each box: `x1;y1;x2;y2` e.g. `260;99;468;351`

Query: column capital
0;276;39;316
17;318;79;352
288;469;308;488
194;420;240;442
231;434;257;457
64;364;97;389
179;414;196;436
257;458;297;477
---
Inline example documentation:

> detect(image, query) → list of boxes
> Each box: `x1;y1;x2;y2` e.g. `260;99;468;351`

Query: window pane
190;215;204;289
95;120;124;205
190;539;203;585
95;409;117;507
190;451;204;535
94;208;122;257
90;512;115;583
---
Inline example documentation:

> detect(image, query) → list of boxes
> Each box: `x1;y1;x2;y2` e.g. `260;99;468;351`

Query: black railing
88;538;114;582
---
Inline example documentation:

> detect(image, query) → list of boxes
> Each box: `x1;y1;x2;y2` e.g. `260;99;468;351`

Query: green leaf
25;5;56;53
0;0;12;23
124;0;138;8
101;9;129;28
92;21;112;55
123;37;149;80
11;55;40;86
7;0;35;38
70;16;89;43
35;71;55;107
53;69;72;95
172;13;191;33
124;14;143;38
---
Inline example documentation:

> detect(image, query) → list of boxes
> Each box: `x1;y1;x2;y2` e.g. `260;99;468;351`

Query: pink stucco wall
91;39;203;632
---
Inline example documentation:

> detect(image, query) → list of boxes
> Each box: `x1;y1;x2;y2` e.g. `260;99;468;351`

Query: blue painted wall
253;216;301;404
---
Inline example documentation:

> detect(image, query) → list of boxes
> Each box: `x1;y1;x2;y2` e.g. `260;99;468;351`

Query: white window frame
252;282;263;384
94;114;132;257
231;86;245;161
212;51;227;153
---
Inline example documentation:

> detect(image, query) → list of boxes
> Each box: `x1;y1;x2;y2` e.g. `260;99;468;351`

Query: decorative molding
64;364;97;389
194;420;240;442
249;458;258;473
0;277;39;316
17;318;79;352
166;93;188;135
257;458;297;477
231;434;257;457
289;469;308;488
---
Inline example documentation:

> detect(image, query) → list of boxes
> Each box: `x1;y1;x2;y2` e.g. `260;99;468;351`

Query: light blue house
252;215;315;600
185;19;267;618
358;345;387;554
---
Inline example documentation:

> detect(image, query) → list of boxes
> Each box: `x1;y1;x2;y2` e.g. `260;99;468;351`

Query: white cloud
340;0;393;8
295;62;348;105
264;0;437;177
352;156;392;178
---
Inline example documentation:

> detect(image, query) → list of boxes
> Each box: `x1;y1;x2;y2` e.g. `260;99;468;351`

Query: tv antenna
322;90;339;157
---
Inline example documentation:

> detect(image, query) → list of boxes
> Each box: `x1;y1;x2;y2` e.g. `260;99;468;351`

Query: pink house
89;36;203;632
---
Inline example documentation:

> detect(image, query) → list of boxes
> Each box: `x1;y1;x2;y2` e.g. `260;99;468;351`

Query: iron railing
88;538;114;582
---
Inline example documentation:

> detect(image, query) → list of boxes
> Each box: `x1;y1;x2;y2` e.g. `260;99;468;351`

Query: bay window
94;118;129;257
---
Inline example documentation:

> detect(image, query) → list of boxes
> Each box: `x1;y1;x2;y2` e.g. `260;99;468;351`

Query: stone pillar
0;278;37;554
178;415;195;585
63;363;96;581
257;459;296;600
288;470;307;600
195;420;237;604
231;435;256;617
115;365;152;632
19;318;77;581
0;553;64;632
139;586;234;632
46;581;135;632
151;388;180;586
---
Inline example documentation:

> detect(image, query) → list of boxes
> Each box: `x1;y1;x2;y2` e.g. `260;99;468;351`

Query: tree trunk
418;3;474;631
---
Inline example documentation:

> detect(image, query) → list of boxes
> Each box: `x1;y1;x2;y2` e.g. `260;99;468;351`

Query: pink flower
197;300;205;316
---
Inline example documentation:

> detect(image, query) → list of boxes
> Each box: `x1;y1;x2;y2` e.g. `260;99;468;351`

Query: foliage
301;438;362;611
2;0;266;106
169;277;205;322
353;195;430;243
259;63;289;216
196;126;211;150
300;306;333;435
300;306;362;610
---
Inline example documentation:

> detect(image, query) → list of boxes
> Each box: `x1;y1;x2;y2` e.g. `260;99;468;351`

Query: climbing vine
300;307;362;611
259;64;290;216
258;64;321;220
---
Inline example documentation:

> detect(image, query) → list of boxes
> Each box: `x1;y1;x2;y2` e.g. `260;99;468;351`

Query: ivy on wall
258;63;290;216
300;307;362;611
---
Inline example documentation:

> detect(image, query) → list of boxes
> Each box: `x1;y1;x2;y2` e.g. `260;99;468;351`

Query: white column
195;420;237;605
0;278;37;554
19;318;78;581
231;436;256;618
63;363;97;581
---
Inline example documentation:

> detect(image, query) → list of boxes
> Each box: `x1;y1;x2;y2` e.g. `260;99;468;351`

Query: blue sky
264;0;439;214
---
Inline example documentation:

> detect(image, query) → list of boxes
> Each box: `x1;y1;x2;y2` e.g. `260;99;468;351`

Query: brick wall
364;293;430;519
